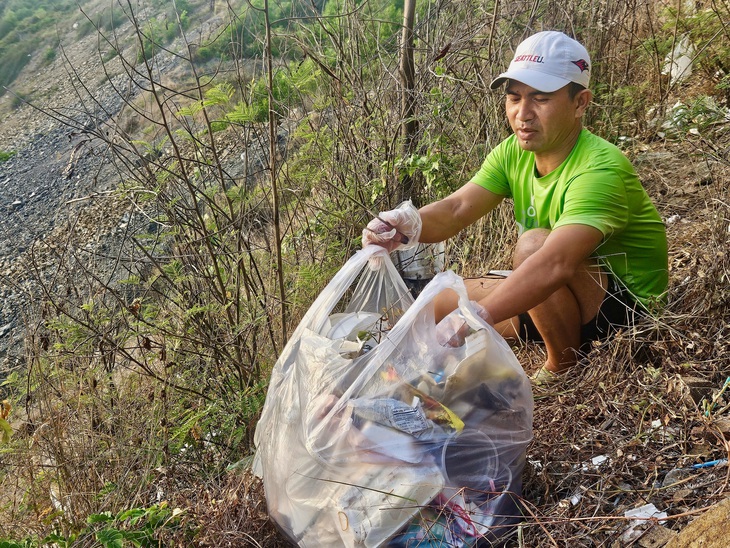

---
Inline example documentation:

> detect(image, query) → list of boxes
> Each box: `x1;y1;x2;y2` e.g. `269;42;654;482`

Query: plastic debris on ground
621;503;668;542
253;247;534;547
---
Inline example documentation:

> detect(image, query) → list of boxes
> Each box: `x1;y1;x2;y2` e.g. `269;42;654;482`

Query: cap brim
489;69;570;93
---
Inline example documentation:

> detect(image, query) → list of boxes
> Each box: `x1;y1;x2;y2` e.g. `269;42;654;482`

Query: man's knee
513;228;551;268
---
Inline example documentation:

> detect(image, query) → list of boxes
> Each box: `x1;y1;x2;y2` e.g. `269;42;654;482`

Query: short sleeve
553;170;630;237
469;141;513;197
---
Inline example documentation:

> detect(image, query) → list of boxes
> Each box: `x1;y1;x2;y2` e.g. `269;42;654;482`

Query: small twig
519;504;712;526
517;496;560;546
65;191;112;204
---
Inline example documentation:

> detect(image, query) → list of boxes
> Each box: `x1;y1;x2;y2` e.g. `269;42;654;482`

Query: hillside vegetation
0;0;728;546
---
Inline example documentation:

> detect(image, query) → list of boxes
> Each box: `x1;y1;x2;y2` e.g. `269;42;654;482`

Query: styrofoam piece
327;312;383;340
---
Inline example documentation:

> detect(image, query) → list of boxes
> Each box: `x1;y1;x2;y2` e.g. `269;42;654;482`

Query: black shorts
518;275;644;352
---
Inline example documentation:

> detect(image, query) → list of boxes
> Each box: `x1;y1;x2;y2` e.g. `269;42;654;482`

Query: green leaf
97;482;118;497
1;370;19;387
0;418;12;444
120;530;149;547
203;82;234;106
0;150;16;162
96;529;124;548
42;533;68;548
116;507;146;522
177;103;203;117
226;102;265;124
87;511;114;524
0;540;32;548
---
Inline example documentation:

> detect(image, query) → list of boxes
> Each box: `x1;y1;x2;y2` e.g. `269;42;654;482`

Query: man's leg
433;228;607;373
512;229;607;373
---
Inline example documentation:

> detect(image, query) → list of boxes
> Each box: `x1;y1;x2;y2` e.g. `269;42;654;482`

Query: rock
666;497;730;548
638;525;677;547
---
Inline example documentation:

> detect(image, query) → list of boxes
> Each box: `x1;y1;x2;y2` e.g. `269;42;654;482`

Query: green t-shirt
471;129;668;309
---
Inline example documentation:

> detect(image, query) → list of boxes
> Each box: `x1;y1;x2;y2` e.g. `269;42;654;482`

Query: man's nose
515;100;534;121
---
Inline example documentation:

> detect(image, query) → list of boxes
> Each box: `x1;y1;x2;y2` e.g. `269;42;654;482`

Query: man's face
504;80;585;155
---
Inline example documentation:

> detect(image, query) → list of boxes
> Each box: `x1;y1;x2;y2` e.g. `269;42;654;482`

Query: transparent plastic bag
253;247;533;547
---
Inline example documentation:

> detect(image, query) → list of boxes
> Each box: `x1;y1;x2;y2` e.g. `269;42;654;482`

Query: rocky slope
0;1;226;371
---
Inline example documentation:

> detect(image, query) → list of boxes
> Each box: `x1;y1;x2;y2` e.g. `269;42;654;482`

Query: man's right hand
436;301;493;347
361;200;422;253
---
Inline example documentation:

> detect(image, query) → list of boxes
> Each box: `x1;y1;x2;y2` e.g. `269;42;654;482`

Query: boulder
666;497;730;548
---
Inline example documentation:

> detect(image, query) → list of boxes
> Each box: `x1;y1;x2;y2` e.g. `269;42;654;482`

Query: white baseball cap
490;31;591;92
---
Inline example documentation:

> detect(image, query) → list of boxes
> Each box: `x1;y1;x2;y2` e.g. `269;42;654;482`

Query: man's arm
478;224;604;324
418;182;504;243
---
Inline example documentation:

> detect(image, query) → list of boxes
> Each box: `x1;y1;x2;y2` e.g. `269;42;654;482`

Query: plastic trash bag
253;246;533;547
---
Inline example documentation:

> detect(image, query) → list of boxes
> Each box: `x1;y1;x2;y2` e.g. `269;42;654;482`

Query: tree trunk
399;0;418;204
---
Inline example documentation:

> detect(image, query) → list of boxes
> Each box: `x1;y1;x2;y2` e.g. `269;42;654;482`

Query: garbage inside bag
253;247;533;547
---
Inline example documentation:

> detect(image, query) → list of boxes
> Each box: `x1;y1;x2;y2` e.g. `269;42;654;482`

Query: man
363;31;668;385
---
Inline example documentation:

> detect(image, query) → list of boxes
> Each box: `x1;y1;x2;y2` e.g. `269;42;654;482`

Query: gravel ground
0;5;211;375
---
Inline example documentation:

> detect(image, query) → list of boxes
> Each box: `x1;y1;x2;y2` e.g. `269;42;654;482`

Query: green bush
42;46;56;64
0;502;186;548
0;43;33;91
74;17;96;39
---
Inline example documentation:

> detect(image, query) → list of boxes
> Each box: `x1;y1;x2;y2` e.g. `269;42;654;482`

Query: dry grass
498;139;729;545
165;470;282;547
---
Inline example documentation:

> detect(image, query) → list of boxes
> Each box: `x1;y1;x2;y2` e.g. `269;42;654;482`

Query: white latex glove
362;200;422;253
436;301;493;347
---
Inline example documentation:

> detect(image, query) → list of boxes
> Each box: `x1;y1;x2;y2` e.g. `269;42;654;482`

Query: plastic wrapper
253;246;533;547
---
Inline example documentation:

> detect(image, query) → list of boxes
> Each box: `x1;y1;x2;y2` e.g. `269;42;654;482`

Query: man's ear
575;89;593;118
